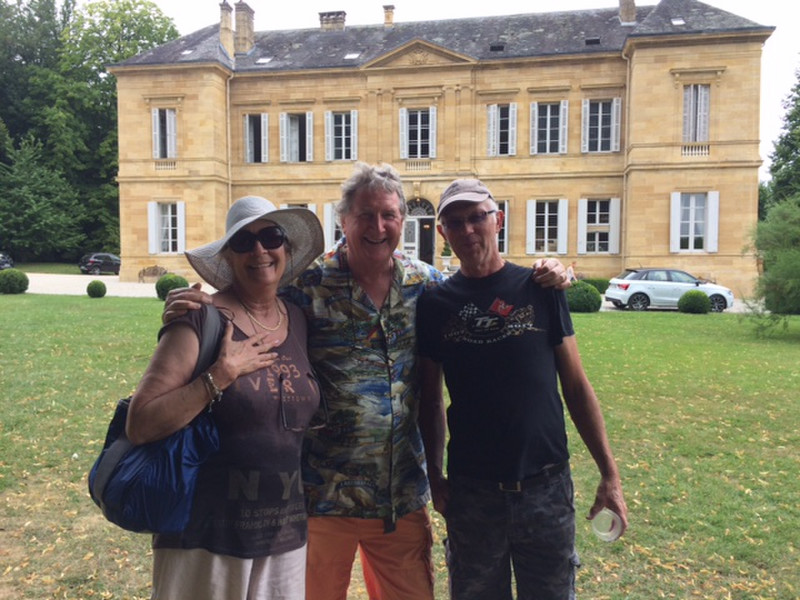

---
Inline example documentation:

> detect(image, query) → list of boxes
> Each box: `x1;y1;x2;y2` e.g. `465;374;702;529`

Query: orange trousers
305;508;435;600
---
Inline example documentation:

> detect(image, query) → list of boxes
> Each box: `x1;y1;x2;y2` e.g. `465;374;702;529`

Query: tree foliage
752;196;800;316
0;0;179;260
768;68;800;204
0;136;86;261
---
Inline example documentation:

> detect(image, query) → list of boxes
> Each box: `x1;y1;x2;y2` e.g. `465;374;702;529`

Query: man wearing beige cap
417;179;628;599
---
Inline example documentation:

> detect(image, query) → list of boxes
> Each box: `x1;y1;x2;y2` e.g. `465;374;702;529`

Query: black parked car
79;253;121;275
0;252;13;270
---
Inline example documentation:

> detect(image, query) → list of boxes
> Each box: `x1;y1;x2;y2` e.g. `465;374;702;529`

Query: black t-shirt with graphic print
417;262;574;482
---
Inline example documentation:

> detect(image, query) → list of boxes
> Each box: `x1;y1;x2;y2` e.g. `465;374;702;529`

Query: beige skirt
151;544;306;600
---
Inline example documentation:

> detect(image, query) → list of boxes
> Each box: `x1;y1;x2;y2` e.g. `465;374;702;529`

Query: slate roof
114;0;772;72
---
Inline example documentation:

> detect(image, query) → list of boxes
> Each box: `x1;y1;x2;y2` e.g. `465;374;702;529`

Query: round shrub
566;280;602;313
156;273;189;301
0;268;29;294
87;280;107;298
581;278;610;295
678;290;711;314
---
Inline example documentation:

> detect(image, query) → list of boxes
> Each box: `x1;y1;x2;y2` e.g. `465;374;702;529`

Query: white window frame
683;84;710;143
581;98;621;153
244;113;269;163
670;191;719;253
147;201;185;254
325;110;358;161
525;199;568;255
279;111;314;162
399;107;437;159
530;100;568;155
151;107;177;159
577;197;620;254
487;103;517;156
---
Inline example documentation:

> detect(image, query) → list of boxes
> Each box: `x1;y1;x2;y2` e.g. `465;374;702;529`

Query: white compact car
605;268;734;312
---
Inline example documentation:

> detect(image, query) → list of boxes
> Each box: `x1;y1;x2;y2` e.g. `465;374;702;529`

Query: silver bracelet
201;371;223;407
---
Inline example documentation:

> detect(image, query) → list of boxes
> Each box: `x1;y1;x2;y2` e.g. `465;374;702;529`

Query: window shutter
611;97;621;152
244;115;252;162
147;201;159;254
279;113;288;162
429;106;437;159
577;198;588;255
525;200;537;254
152;109;160;159
351;110;359;160
557;198;568;255
581;99;590;153
323;202;337;250
670;192;682;253
698;85;710;142
499;200;509;253
682;85;693;143
305;111;314;162
559;100;569;154
324;111;333;161
399;108;408;159
487;104;498;156
707;190;719;253
261;113;269;162
176;202;186;253
529;102;538;155
166;109;177;158
508;102;517;156
609;197;621;254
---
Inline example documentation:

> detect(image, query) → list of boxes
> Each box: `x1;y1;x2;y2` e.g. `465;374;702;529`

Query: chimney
234;1;255;55
383;5;395;27
619;0;636;25
319;11;346;31
219;1;234;57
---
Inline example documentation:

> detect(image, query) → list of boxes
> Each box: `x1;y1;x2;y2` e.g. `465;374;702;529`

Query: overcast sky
144;0;797;181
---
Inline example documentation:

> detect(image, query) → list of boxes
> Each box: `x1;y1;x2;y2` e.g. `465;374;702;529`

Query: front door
405;198;436;265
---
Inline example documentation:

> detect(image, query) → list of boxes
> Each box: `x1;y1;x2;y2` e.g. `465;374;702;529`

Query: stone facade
110;0;772;297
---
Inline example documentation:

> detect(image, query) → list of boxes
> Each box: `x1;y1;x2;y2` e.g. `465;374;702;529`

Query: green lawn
0;294;797;599
14;262;83;275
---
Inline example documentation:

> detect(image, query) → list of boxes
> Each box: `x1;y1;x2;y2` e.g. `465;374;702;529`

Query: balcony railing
681;143;710;157
405;159;431;172
154;160;177;171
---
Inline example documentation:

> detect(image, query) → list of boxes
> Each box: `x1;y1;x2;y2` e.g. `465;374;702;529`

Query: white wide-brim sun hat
185;195;324;291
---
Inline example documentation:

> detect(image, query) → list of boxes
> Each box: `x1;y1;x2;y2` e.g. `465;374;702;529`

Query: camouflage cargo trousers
445;462;580;600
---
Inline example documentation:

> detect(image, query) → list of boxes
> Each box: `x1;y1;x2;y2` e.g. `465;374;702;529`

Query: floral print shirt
282;240;444;527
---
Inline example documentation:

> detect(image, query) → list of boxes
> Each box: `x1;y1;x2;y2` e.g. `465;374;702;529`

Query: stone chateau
110;0;773;295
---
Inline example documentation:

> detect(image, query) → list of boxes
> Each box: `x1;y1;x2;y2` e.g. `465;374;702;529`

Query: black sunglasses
228;226;286;253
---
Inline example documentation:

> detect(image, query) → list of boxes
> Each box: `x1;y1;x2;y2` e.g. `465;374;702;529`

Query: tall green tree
0;0;178;259
0;136;86;261
768;68;800;203
752;196;800;316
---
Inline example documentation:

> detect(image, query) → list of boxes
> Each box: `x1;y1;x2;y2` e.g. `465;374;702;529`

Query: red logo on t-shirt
489;297;514;317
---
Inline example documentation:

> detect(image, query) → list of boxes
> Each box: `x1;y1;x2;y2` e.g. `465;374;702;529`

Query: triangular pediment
363;39;475;70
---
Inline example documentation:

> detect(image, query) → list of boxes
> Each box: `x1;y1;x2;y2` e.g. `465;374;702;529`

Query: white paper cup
591;508;623;542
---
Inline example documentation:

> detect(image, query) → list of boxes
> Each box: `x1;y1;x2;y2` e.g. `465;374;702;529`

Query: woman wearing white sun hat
126;195;325;600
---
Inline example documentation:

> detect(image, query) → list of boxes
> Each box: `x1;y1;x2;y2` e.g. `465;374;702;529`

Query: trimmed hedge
87;280;107;298
678;290;711;314
0;268;29;294
156;273;189;301
581;278;610;294
566;280;602;313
